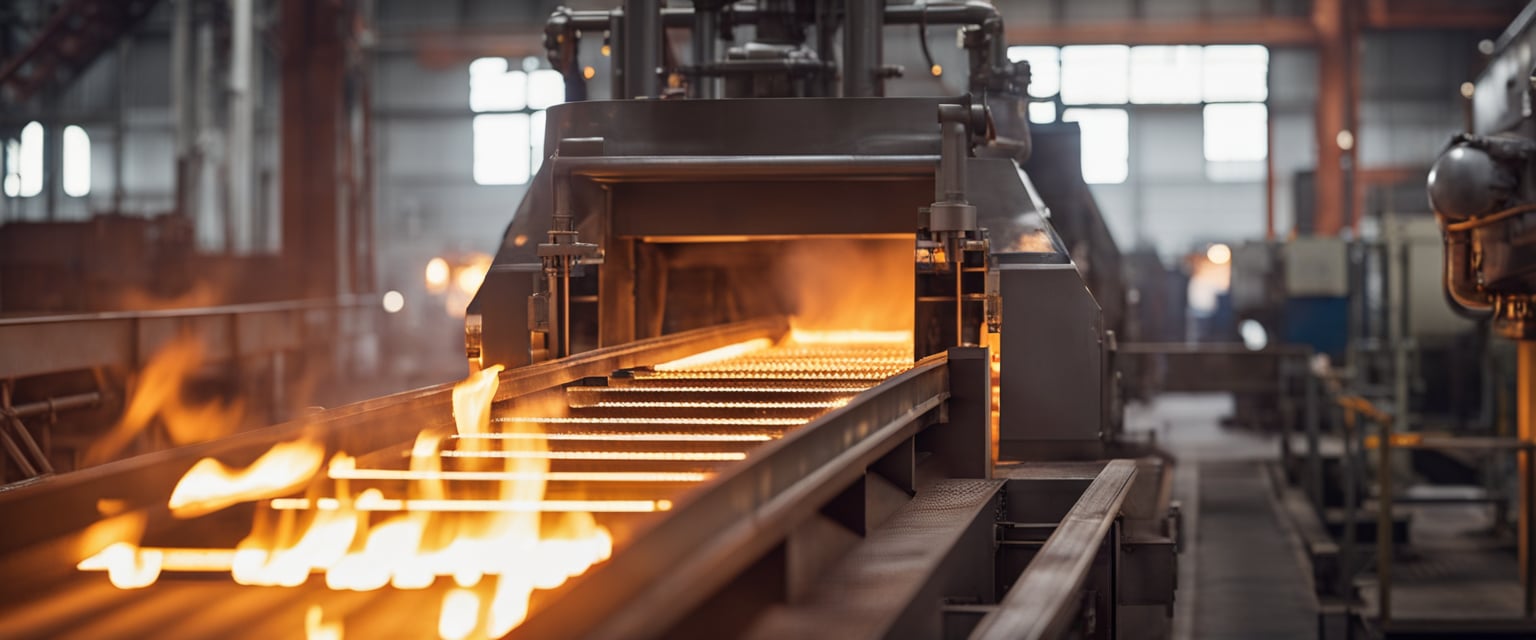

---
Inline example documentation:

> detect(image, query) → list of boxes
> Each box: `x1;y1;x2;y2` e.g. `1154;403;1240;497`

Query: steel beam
0;298;375;379
970;459;1138;640
1007;18;1319;46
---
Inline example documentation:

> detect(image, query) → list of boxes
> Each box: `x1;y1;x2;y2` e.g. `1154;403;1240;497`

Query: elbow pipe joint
1441;225;1495;319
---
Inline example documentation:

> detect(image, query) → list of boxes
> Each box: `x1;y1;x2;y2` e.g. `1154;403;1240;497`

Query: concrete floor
1127;393;1319;640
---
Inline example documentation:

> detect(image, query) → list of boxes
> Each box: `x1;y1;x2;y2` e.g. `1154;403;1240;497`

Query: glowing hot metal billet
267;497;673;513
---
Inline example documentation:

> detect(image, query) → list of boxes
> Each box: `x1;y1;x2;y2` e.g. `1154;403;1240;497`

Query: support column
1520;341;1536;616
1312;0;1347;236
280;0;344;299
622;0;660;99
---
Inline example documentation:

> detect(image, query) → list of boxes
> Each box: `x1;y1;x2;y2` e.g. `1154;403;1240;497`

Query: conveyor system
0;0;1177;637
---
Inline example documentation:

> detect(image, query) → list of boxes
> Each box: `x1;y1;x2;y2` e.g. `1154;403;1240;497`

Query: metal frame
0;317;787;601
971;459;1138;640
0;296;379;380
510;349;956;638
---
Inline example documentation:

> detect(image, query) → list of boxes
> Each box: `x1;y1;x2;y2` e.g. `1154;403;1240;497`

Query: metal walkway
1194;460;1318;639
1134;394;1318;640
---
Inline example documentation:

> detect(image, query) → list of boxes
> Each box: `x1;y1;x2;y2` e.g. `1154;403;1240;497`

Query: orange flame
104;363;615;636
85;336;246;465
305;605;343;640
167;437;326;518
76;541;163;589
776;239;914;335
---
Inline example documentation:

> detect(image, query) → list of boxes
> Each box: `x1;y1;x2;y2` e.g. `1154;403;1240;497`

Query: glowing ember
440;450;747;461
454;432;776;442
167;437;326;518
84;362;616;637
787;328;914;345
267;497;668;512
328;469;710;482
305;605;343;640
438;588;480;640
76;542;162;589
654;338;772;371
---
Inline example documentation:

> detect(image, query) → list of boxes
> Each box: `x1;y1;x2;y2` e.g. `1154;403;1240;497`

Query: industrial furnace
0;1;1175;638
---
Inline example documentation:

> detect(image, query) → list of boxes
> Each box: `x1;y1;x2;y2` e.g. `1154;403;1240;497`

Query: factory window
1202;46;1269;102
1009;43;1269;183
1062;108;1128;184
1203;103;1267;181
63;125;90;197
4;121;44;198
1129;46;1203;104
1008;46;1060;99
1060;46;1129;105
473;113;531;186
1029;102;1056;125
470;57;563;186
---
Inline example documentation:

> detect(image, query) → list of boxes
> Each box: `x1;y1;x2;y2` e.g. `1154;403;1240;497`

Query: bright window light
1204;103;1267;181
1028;101;1056;124
527;69;565;110
473;113;531;185
1007;46;1060;98
1062;108;1129;184
470;57;527;112
17;121;43;197
530;110;547;175
1204;103;1267;162
3;139;19;197
1061;46;1129;105
63;125;91;197
1130;46;1203;104
1203;45;1268;102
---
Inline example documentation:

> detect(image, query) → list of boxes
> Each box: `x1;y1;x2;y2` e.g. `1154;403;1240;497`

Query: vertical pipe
562;255;572;357
42;101;59;219
1377;228;1408;624
1265;97;1276;239
816;0;838;97
609;12;626;99
171;0;192;221
691;5;718;99
1377;218;1412;623
1338;405;1357;598
939;117;968;203
199;14;224;250
1521;341;1536;617
228;0;254;253
1305;358;1322;514
622;0;660;99
842;0;883;97
114;39;129;214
